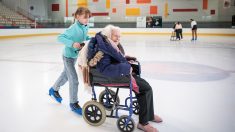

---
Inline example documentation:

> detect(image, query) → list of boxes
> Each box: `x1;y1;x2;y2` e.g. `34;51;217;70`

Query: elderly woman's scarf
107;38;124;56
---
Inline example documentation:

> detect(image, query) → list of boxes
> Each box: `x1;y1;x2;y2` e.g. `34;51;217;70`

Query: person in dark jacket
88;25;163;132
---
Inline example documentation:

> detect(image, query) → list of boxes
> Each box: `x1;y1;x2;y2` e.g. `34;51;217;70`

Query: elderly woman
88;25;162;132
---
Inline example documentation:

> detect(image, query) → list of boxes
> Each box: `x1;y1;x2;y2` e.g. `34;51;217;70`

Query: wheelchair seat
89;67;130;87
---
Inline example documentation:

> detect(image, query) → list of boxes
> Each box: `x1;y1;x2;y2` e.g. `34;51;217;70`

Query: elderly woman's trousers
133;75;155;124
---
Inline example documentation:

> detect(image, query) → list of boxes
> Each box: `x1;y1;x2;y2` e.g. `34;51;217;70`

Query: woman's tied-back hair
74;7;91;18
101;25;121;39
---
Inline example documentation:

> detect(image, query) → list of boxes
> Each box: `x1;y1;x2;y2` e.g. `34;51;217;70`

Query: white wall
2;0;235;22
167;0;219;22
18;0;28;12
2;0;48;20
46;0;234;22
2;0;30;11
218;0;235;21
47;0;65;22
2;0;20;10
27;0;48;19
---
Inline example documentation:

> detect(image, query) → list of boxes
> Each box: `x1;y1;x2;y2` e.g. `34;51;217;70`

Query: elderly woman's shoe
137;123;158;132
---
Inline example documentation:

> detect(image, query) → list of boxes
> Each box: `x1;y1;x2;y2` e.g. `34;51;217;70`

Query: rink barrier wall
0;28;235;39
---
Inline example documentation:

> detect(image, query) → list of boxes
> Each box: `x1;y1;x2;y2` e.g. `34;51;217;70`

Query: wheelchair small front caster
116;115;135;132
132;100;139;115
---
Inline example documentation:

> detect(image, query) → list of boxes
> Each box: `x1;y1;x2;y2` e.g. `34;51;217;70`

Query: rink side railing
0;28;235;39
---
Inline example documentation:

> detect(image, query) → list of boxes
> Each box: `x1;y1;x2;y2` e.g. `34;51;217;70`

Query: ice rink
0;34;235;132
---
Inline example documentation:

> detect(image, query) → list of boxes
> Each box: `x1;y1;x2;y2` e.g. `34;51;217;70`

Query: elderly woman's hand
128;60;135;64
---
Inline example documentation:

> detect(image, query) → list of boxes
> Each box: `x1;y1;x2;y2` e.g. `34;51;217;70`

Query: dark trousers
175;29;183;39
175;29;180;39
179;29;183;39
133;75;154;124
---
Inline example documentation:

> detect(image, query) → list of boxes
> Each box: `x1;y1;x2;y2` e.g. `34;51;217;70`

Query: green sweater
58;21;90;58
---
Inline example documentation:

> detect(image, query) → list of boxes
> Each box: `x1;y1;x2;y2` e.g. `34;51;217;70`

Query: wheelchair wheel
82;101;106;126
99;89;120;111
132;100;139;115
117;115;135;132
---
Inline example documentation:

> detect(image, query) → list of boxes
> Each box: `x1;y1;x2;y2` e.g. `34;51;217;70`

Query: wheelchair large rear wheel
117;115;135;132
99;89;120;111
83;101;106;126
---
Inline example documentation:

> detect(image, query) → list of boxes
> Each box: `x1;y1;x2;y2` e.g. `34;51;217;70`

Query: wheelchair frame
170;31;176;41
82;62;141;132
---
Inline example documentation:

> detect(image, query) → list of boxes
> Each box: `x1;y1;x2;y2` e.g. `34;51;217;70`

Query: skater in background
175;22;183;40
190;19;197;40
49;7;91;115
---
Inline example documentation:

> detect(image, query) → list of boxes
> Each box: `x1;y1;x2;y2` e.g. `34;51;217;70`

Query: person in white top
190;19;197;40
175;22;183;40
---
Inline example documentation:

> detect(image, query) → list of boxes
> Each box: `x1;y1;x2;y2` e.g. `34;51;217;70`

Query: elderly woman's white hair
101;25;121;38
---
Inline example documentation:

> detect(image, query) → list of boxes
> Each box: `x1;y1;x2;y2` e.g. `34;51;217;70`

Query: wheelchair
82;62;141;132
170;31;176;41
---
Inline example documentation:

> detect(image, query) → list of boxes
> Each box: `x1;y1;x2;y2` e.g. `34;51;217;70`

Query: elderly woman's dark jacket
87;32;131;77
